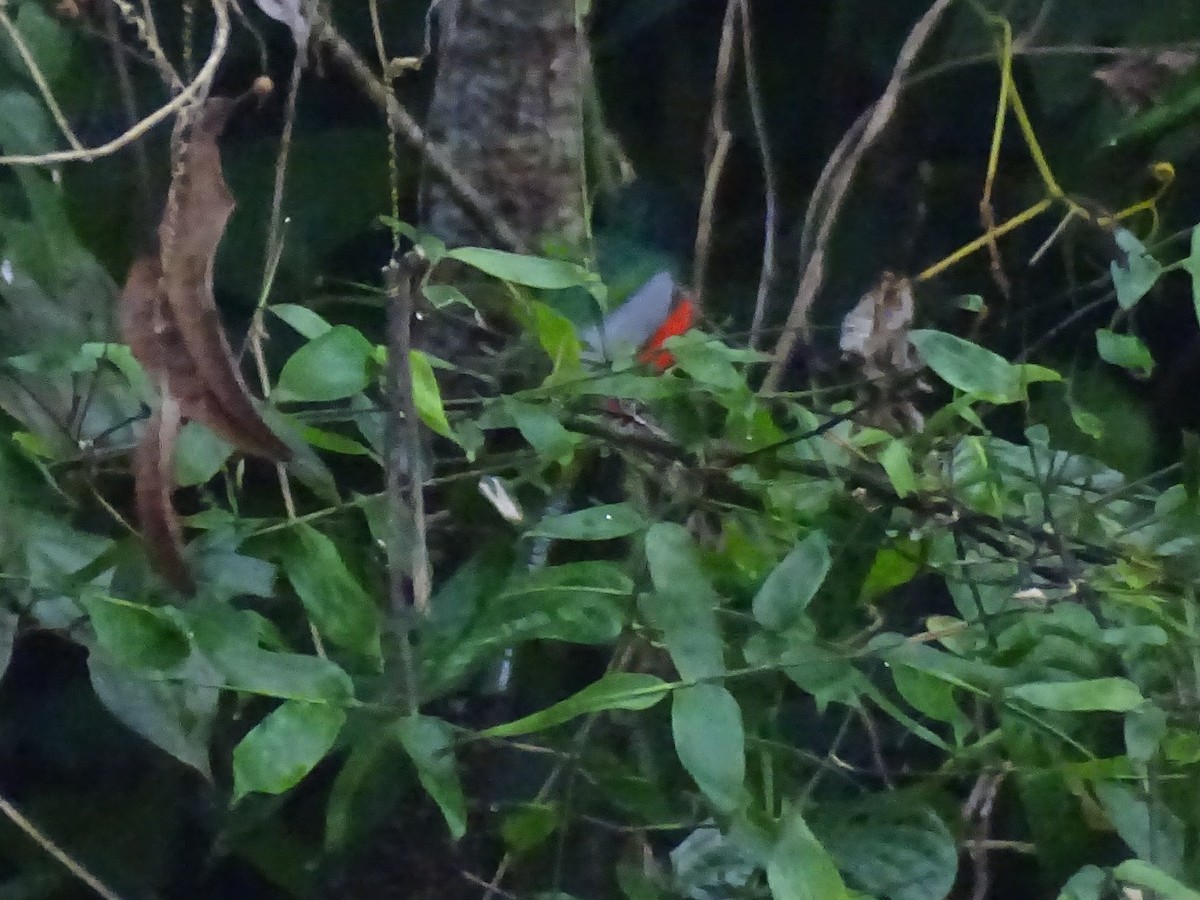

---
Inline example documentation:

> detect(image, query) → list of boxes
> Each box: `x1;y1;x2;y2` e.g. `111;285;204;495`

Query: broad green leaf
1056;865;1106;900
278;524;381;663
233;700;345;801
1095;329;1154;377
410;349;456;441
479;672;670;739
175;421;233;487
392;715;467;840
672;683;745;813
189;604;354;702
446;247;592;290
1125;704;1167;763
82;595;190;670
1110;227;1163;310
879;440;917;497
644;524;724;679
910;330;1022;403
494;561;632;642
270;303;333;339
88;656;217;777
423;284;474;310
752;532;831;631
531;502;647;540
501;803;558;853
816;802;957;900
1;2;74;86
301;425;370;456
1187;225;1200;328
1096;781;1184;877
527;300;583;381
767;805;851;900
1007;677;1143;712
860;543;922;602
0;608;15;684
276;325;373;402
505;397;579;462
667;333;744;390
891;664;966;727
1114;859;1200;900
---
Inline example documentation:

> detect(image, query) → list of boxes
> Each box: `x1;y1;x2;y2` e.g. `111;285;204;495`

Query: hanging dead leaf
840;271;923;430
133;396;193;594
122;96;290;462
840;271;918;380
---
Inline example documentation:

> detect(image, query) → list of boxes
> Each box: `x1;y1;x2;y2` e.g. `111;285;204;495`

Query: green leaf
1056;865;1106;900
0;3;73;86
479;672;670;739
189;604;354;702
816;802;957;900
82;595;190;670
1114;859;1200;900
501;803;558;853
860;543;922;602
527;300;583;381
879;440;918;497
88;656;217;777
1110;227;1163;310
174;421;233;486
752;532;831;631
667;333;744;390
767;805;851;900
494;561;632;642
1095;781;1184;876
276;325;373;402
278;524;381;663
446;247;592;290
1096;329;1154;377
1186;225;1200;328
0;608;16;683
1007;677;1143;712
644;524;724;679
505;397;579;462
672;683;745;813
910;330;1054;403
301;425;370;456
423;284;474;310
409;349;456;441
233;700;345;802
530;502;647;540
270;304;333;339
392;715;467;841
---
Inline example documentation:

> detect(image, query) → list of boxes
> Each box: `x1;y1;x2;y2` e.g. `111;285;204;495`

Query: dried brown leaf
1094;50;1199;111
122;96;289;462
133;397;194;594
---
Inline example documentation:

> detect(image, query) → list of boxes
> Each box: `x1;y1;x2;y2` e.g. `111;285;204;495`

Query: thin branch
110;0;183;91
313;13;526;253
762;0;959;392
0;0;229;166
741;0;779;351
0;793;127;900
383;249;432;721
691;0;739;304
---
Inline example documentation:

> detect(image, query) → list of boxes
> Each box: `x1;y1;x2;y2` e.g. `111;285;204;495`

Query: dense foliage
5;2;1200;900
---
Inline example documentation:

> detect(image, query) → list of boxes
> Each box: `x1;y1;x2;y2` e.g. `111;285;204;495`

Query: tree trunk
420;0;588;252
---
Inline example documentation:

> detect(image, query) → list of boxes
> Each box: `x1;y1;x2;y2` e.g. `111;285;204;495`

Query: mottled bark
421;0;588;251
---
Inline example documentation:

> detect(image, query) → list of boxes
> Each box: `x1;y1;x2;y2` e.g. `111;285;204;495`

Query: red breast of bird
578;271;698;371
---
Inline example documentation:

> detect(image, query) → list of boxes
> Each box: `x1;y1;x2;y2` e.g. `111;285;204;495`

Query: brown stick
761;0;958;392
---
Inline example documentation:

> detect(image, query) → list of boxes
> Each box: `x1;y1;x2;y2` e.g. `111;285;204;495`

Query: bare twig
0;793;127;900
101;0;153;223
741;0;779;350
110;0;183;91
762;0;959;392
0;0;228;166
691;0;739;304
313;14;526;253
